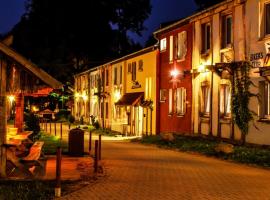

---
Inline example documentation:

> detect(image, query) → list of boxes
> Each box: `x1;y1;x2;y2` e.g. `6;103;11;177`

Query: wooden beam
0;57;7;177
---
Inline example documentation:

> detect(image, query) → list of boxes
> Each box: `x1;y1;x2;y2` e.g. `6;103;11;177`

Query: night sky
0;0;198;45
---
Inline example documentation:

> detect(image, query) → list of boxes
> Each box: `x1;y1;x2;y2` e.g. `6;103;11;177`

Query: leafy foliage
24;112;40;137
11;0;151;83
230;62;255;139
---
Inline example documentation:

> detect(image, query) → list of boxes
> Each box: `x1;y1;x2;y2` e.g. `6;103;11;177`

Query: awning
115;92;144;106
140;100;153;108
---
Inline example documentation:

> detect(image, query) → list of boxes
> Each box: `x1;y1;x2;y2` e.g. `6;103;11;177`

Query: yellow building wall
125;50;157;135
111;60;126;133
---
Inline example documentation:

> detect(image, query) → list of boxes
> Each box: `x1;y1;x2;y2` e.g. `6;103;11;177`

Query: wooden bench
6;141;47;178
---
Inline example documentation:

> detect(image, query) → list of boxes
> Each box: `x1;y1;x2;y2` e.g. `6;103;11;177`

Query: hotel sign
250;52;264;68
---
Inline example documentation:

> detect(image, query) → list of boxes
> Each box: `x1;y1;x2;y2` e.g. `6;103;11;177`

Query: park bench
6;141;47;178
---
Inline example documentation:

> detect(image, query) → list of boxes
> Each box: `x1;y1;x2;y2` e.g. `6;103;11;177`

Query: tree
11;0;151;83
194;0;224;9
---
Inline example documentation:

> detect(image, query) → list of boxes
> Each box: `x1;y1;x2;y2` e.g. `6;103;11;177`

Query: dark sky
0;0;198;45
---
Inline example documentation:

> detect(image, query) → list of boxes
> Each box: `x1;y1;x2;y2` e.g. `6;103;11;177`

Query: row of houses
74;0;270;145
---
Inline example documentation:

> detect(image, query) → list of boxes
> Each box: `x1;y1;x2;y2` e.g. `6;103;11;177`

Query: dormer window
201;23;211;54
160;38;167;51
222;15;233;48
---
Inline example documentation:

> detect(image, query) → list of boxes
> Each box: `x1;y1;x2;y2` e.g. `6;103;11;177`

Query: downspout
209;13;214;137
153;34;160;135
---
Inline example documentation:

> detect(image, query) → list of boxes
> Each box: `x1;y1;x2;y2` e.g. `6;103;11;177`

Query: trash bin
68;128;84;156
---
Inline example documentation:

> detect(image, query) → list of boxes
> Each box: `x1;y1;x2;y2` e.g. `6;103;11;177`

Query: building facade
74;47;158;136
191;0;270;145
154;20;193;135
73;0;270;145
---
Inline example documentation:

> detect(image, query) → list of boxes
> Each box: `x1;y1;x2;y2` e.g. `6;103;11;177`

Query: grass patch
93;128;122;137
0;180;54;200
135;135;270;167
38;132;68;155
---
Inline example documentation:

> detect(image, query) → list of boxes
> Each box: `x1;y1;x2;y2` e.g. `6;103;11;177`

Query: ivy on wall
230;62;256;142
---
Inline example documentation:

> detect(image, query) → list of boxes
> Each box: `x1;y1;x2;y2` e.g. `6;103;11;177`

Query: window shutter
259;81;265;118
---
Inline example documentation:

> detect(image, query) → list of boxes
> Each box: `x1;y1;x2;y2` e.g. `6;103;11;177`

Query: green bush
137;135;270;167
38;132;68;154
55;109;70;122
68;114;75;124
24;113;40;139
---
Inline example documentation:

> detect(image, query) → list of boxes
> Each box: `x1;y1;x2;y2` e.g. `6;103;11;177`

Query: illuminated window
259;81;270;118
169;89;173;115
222;15;233;48
169;35;173;62
176;31;187;60
266;3;270;35
201;23;211;53
220;84;231;118
160;38;167;51
200;84;211;116
176;87;186;115
160;89;166;102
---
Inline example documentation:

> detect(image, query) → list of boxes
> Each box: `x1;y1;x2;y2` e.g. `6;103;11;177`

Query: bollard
55;147;62;197
54;122;57;136
50;122;52;134
94;140;99;173
45;121;47;132
89;131;92;154
60;122;63;139
98;134;102;160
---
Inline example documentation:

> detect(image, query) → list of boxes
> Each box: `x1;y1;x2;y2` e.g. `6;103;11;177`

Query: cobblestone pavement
61;140;270;200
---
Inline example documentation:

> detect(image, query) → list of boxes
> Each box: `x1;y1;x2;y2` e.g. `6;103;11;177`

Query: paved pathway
61;139;270;200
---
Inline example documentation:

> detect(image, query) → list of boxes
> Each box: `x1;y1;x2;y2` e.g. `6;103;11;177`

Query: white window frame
266;2;270;36
160;38;167;52
176;87;186;116
169;89;173;115
201;23;211;54
176;31;187;61
221;15;233;49
200;84;211;116
160;89;166;102
219;84;231;118
260;81;270;118
169;35;173;62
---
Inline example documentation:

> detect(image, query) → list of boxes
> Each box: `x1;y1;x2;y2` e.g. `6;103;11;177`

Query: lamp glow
8;95;15;103
114;90;121;101
75;93;80;98
170;69;179;78
198;64;206;73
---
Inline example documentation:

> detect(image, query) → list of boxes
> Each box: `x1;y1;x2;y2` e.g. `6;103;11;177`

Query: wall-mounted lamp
8;95;15;103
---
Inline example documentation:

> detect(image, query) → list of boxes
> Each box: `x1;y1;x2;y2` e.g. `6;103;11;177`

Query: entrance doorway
135;106;143;136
